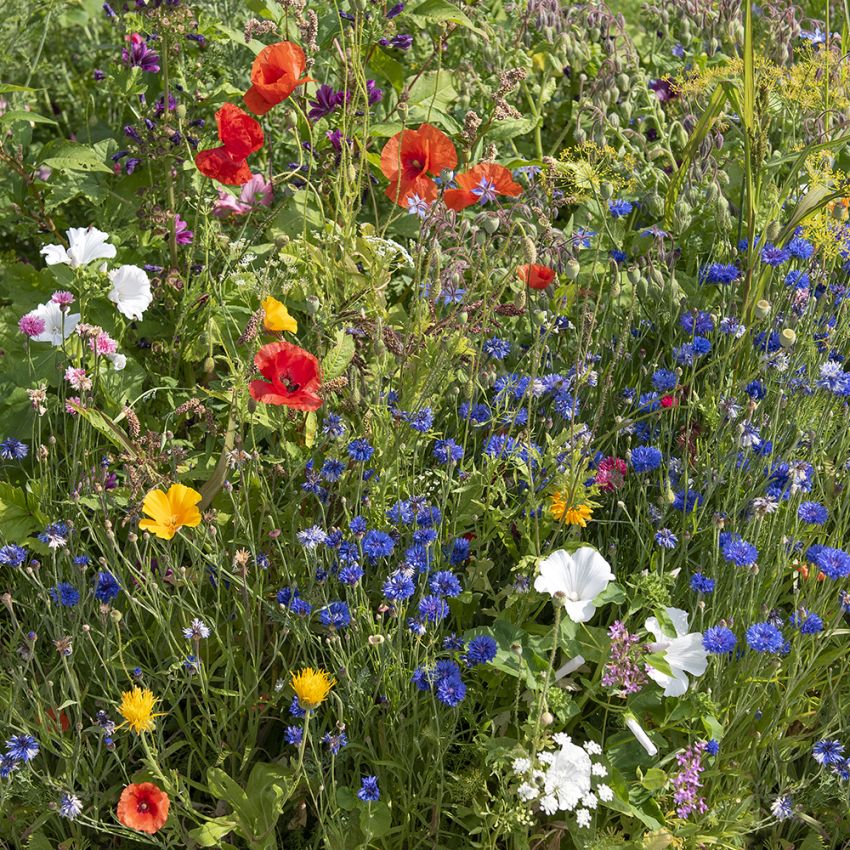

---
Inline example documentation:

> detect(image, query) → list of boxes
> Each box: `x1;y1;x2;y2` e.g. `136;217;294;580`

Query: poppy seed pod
481;214;500;235
565;258;581;280
779;328;796;348
755;300;771;320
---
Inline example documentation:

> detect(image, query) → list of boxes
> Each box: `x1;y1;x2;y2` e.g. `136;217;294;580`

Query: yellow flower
262;296;298;333
290;667;335;710
550;492;593;528
139;483;202;540
118;687;163;734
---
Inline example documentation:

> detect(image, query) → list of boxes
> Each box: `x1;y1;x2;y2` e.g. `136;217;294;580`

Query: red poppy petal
195;147;252;186
244;85;273;116
418;123;458;173
443;189;476;211
217;103;264;158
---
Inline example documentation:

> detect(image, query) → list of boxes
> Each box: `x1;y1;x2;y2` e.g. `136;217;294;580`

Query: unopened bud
755;299;771;320
779;328;796;348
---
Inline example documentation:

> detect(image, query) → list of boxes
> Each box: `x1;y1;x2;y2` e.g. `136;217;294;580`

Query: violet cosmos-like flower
122;33;161;73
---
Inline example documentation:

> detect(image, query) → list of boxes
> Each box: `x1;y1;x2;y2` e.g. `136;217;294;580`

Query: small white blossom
582;792;598;809
539;794;558;815
517;781;539;801
583;740;602;755
512;757;531;775
575;808;592;828
597;783;613;802
591;763;608;777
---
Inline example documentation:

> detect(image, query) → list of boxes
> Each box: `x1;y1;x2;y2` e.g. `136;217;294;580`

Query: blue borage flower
608;199;633;218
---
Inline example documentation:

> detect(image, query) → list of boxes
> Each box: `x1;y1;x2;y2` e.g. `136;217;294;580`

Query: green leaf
0;483;44;541
644;651;673;677
39;140;112;174
368;49;406;91
322;329;356;380
484;117;538;142
207;767;251;816
336;786;357;811
410;0;485;35
189;818;240;847
359;801;392;838
639;767;668;792
0;111;57;126
407;70;458;113
0;83;37;94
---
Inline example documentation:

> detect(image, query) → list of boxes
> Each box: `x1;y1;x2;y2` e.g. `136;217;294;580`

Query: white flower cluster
512;735;613;829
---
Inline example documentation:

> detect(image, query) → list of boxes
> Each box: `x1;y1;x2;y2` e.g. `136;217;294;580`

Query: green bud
175;103;187;121
765;220;780;241
627;267;641;285
565;258;581;280
481;214;500;235
617;73;630;91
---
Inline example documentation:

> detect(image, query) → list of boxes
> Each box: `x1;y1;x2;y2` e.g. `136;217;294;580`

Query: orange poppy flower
517;263;556;290
380;123;457;207
195;103;264;186
117;782;170;834
249;341;323;411
443;163;522;211
244;42;312;116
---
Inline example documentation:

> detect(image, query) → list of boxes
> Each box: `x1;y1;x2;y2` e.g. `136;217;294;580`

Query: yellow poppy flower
291;667;335;710
262;296;298;333
139;483;202;540
118;687;164;734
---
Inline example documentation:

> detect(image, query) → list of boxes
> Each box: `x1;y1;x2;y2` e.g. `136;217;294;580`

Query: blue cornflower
705;739;720;756
745;380;766;400
449;537;470;565
284;726;304;746
465;635;497;665
94;571;121;603
703;626;737;654
680;310;714;335
610;249;628;263
404;544;432;573
362;530;395;560
745;622;784;653
552;390;579;420
319;601;351;629
790;609;823;634
338;564;364;586
59;792;83;820
0;545;27;567
347;438;374;462
323;413;346;438
721;536;758;567
812;546;850;579
0;438;28;460
787;235;814;259
383;572;416;601
630;446;662;473
433;438;463;464
321;458;346;482
655;528;678;549
5;734;39;762
418;594;449;622
405;408;434;432
798;501;828;525
49;583;80;607
699;263;740;285
785;270;810;289
435;672;466;707
673;342;696;365
349;516;367;535
39;522;70;549
289;697;306;718
608;199;633;218
761;243;790;266
443;634;465;651
813;740;845;766
652;369;678;392
673;489;703;513
429;571;462;597
357;775;381;802
483;337;511;359
690;573;715;593
297;525;328;549
0;754;17;778
290;597;313;617
691;335;712;355
322;730;348;754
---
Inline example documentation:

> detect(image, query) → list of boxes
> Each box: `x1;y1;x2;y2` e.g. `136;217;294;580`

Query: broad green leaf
0;483;45;541
305;411;318;448
322;329;355;380
410;0;485;36
39;140;112;174
359;801;392;838
206;767;251;816
368;49;406;91
0;83;37;94
336;786;357;811
639;767;668;792
484;117;538;142
0;111;57;126
189;817;240;847
407;70;458;113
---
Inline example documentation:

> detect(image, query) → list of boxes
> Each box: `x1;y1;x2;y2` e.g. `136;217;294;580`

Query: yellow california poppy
139;483;202;540
262;296;298;333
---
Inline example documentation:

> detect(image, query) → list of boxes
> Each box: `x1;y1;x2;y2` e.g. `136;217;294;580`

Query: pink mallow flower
213;173;273;218
174;214;193;245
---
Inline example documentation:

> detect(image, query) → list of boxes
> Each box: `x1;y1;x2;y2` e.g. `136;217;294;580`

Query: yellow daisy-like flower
290;667;335;710
139;483;202;541
118;687;163;735
262;296;298;333
550;492;593;528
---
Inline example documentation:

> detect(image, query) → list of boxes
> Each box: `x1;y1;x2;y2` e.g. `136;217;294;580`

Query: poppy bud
627;266;641;285
565;258;581;280
765;220;780;241
304;295;320;315
481;214;500;234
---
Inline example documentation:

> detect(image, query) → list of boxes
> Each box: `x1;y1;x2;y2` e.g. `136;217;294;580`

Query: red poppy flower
244;42;312;116
249;341;323;410
517;263;556;290
444;163;523;211
195;103;264;186
380;124;457;207
117;783;170;834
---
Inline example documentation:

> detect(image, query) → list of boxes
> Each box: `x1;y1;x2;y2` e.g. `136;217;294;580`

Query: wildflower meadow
2;0;850;847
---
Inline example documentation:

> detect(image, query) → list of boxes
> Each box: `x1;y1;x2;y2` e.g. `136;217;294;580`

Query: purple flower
174;215;193;245
308;85;345;121
671;743;708;819
386;2;404;18
602;621;647;694
122;34;161;73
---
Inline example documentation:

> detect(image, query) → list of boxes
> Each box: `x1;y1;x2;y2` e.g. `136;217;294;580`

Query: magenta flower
174;215;193;245
212;173;273;218
122;34;160;73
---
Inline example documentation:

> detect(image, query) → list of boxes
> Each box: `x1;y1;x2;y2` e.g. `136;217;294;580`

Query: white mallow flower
108;352;127;371
26;301;80;347
41;227;116;268
108;265;152;320
534;547;615;623
625;715;658;756
644;607;707;697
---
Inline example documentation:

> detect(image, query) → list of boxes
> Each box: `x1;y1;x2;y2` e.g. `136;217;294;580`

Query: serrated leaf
322;330;355;380
0;483;44;542
39;140;112;174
